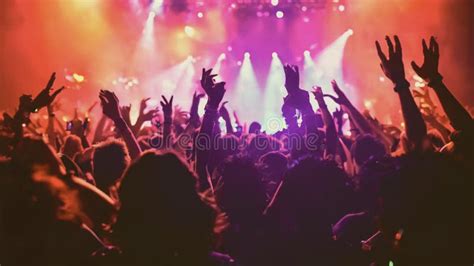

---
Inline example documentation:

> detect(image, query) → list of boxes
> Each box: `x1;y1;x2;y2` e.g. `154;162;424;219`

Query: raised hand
201;68;226;109
99;90;122;121
139;98;159;122
375;35;409;89
311;86;325;106
32;72;66;111
192;91;205;106
284;64;300;94
120;104;132;126
411;37;442;84
219;101;230;120
160;95;173;119
324;80;351;106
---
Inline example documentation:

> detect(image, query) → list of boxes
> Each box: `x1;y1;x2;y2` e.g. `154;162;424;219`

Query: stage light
347;29;354;35
227;46;233;52
72;73;85;83
184;26;195;37
151;0;164;14
276;11;284;18
237;61;242;66
244;52;250;58
263;51;286;133
271;0;279;6
379;76;385;82
301;6;307;12
338;4;345;12
303;29;354;112
213;53;226;79
232;52;262;123
197;12;203;18
304;50;310;57
139;11;156;50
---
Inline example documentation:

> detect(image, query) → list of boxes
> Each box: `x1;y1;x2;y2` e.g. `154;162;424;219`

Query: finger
169;96;174;105
161;95;168;105
323;94;339;102
394;35;402;57
160;101;165;108
385;36;394;57
143;97;151;103
45;72;56;90
51;86;65;99
99;95;108;105
429;36;435;53
431;36;439;57
411;61;422;75
422;39;429;55
375;41;388;63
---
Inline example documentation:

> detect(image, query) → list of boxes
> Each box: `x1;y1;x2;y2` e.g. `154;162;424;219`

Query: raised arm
160;95;174;149
313;86;337;158
283;64;318;135
326;80;373;135
196;68;226;191
376;35;426;150
219;101;234;134
133;97;159;135
189;92;205;128
99;90;141;160
411;37;473;131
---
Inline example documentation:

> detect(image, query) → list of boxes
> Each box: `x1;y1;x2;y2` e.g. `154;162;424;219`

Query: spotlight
244;52;250;59
276;11;284;19
271;0;279;6
149;11;156;18
347;29;354;35
272;52;278;58
218;53;226;61
303;50;310;57
338;4;345;12
184;26;195;37
197;12;203;18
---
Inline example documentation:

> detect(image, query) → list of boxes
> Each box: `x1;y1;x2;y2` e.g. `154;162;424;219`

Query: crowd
0;36;472;265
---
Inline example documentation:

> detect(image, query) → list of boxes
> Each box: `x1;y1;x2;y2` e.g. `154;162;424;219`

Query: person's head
208;134;240;172
351;134;387;171
270;157;350;228
248;122;261;135
246;134;282;162
257;151;288;184
92;139;130;193
378;153;471;264
215;155;266;222
13;137;65;177
265;157;351;263
114;150;214;264
60;135;83;160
